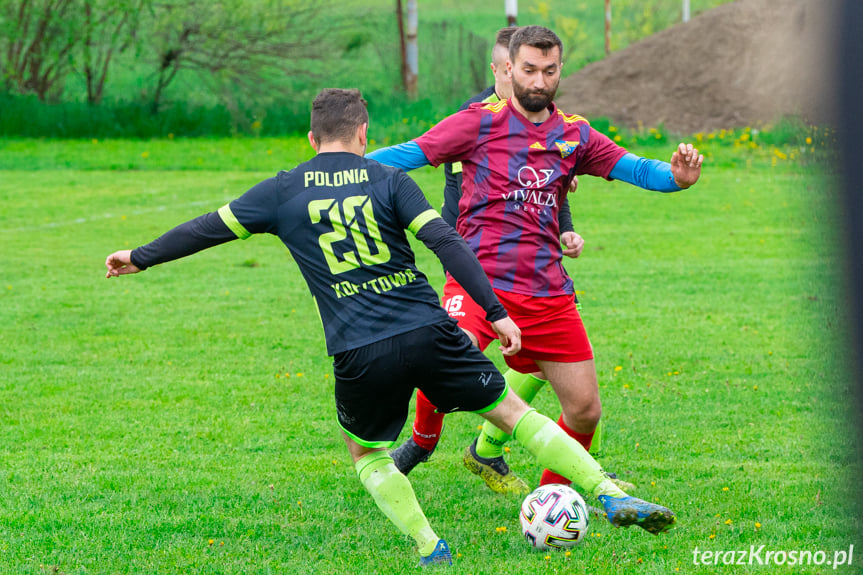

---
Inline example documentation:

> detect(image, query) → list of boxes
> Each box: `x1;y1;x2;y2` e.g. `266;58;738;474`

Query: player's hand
491;316;522;356
670;142;703;189
561;231;585;259
568;176;579;194
105;250;141;278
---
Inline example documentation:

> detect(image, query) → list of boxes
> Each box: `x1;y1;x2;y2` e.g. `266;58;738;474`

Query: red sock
539;414;595;486
411;390;445;451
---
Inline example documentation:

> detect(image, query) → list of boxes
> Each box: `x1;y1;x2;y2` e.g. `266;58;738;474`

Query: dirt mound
556;0;838;135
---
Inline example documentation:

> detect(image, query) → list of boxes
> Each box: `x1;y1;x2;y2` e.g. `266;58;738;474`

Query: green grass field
0;136;859;574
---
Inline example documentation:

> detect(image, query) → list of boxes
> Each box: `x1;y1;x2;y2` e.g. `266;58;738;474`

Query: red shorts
442;275;593;374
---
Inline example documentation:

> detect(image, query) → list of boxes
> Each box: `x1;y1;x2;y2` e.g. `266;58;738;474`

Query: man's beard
512;78;558;113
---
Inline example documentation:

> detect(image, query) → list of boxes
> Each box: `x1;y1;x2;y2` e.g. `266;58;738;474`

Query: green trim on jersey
218;204;252;240
407;209;441;235
311;295;325;331
471;383;510;414
339;421;395;449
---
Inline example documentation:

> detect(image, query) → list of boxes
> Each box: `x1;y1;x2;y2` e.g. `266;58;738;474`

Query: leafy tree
78;0;145;104
142;0;343;117
0;0;79;101
0;0;143;103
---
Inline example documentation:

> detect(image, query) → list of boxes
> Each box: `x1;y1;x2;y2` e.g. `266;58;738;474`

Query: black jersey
220;152;457;355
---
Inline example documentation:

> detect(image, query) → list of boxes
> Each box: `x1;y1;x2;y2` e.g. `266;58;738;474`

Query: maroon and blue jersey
415;99;627;297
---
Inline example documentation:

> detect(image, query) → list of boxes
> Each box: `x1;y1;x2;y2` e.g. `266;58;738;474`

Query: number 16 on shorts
444;295;465;317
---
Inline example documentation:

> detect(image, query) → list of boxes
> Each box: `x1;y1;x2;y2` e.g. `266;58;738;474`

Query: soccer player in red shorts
369;25;703;497
388;27;604;490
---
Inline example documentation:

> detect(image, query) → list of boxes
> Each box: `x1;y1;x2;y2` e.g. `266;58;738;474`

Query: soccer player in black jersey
105;89;674;565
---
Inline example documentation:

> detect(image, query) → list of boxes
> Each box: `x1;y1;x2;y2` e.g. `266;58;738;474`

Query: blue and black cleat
597;495;676;535
419;539;453;567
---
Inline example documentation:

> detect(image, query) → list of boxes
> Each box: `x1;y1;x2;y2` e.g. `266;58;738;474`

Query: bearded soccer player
391;26;617;485
368;25;703;496
104;88;675;566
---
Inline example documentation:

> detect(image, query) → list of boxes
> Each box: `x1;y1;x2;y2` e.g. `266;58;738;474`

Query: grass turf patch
0;138;858;574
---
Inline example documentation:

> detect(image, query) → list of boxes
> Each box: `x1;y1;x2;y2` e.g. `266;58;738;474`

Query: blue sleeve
609;153;682;193
366;140;430;171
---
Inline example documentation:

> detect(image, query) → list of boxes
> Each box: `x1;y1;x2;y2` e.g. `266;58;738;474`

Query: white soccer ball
519;484;589;550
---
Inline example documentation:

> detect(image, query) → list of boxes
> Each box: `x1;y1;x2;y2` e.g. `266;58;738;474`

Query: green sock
475;371;547;459
356;451;440;555
512;409;626;499
591;418;603;455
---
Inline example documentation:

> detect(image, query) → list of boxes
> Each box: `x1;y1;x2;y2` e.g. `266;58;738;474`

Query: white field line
1;198;227;234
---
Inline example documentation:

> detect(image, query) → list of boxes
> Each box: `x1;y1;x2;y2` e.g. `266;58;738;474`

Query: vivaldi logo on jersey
501;166;559;212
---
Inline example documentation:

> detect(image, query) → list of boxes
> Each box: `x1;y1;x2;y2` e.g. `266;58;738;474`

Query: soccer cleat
463;439;530;495
419;539;453;567
597;495;676;535
390;437;434;475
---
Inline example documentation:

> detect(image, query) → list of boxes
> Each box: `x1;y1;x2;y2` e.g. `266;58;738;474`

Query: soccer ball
519;484;589;550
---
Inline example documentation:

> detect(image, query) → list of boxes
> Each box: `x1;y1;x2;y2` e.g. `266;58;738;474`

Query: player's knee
563;400;601;429
482;391;529;435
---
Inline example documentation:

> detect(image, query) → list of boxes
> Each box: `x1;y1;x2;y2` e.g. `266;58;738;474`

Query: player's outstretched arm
105;250;141;278
670;142;704;189
366;141;431;171
491;317;522;356
104;211;241;279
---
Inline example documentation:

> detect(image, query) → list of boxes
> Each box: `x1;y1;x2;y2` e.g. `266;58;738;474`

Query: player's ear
308;131;319;152
357;123;368;148
506;59;513;77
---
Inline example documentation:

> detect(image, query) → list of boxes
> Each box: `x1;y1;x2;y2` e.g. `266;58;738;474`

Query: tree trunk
396;0;407;92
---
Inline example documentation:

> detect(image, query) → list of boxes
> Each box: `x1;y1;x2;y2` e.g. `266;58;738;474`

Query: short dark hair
508;25;563;62
310;88;369;145
495;26;518;49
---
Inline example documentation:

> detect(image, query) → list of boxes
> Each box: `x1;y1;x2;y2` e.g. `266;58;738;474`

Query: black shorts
332;320;507;448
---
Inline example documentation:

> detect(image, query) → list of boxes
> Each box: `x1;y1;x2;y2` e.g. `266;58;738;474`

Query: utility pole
406;0;418;98
506;0;517;26
397;0;407;92
605;0;611;55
